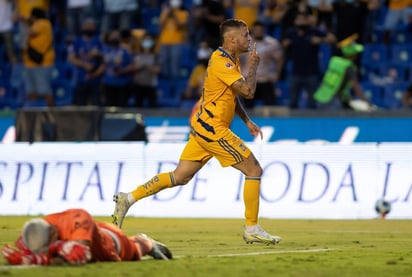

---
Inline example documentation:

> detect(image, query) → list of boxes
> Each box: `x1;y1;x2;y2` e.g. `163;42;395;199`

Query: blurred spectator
383;0;412;44
0;0;17;64
368;68;397;87
363;0;380;43
308;0;334;32
66;0;95;38
240;21;284;108
230;0;261;29
129;33;161;108
14;0;49;50
260;0;289;37
314;35;372;110
101;0;140;34
119;28;134;53
201;0;227;49
407;17;412;38
282;12;335;109
23;7;55;107
158;0;189;81
101;30;133;107
187;0;207;49
402;83;412;108
68;18;104;106
181;41;212;101
281;0;317;39
332;0;369;43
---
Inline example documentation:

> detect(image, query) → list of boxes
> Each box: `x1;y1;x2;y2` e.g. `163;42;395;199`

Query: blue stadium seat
52;80;73;106
382;82;409;109
0;63;10;82
0;45;5;64
142;8;161;35
408;65;412;81
179;43;197;77
55;43;68;62
157;79;180;107
319;44;332;74
0;80;11;108
52;62;75;85
360;81;383;107
389;44;412;66
390;28;412;44
377;62;409;82
180;99;197;110
275;81;289;106
360;43;388;68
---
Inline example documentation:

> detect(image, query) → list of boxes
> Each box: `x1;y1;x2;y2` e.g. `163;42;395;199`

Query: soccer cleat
243;225;281;245
139;234;173;260
111;192;131;229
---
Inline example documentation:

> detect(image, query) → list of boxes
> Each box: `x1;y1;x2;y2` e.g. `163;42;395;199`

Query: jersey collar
217;47;236;64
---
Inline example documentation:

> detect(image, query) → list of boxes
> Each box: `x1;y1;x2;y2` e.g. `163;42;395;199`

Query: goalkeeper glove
48;240;91;265
1;244;49;265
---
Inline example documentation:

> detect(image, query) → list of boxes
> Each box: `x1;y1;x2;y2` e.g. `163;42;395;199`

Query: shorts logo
225;62;234;69
238;143;246;152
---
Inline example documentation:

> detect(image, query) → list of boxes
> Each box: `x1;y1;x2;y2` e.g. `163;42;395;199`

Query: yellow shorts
180;128;251;167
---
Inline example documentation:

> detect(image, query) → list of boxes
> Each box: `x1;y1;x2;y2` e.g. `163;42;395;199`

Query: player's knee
252;165;263;178
172;174;192;186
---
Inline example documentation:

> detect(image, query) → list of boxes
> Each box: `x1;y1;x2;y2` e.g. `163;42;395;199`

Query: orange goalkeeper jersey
44;209;140;262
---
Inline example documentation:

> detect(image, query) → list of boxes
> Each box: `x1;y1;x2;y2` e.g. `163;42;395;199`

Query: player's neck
221;45;237;60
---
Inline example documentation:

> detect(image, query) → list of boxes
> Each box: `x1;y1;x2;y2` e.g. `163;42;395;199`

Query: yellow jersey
158;9;188;45
17;0;49;19
24;18;55;67
191;47;243;140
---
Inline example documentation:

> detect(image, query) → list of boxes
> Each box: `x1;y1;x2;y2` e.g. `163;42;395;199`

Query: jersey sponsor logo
225;62;234;69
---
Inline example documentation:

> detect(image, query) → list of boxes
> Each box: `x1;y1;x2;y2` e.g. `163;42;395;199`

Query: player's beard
244;42;251;53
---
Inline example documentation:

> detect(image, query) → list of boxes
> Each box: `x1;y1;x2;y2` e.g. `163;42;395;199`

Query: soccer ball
375;199;391;217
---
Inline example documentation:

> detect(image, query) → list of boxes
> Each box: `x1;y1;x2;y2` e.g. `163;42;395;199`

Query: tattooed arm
231;43;260;99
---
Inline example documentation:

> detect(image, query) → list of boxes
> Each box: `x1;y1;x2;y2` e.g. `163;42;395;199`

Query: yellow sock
131;172;176;201
243;176;260;226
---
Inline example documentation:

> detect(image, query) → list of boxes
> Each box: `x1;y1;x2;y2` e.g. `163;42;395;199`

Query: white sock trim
245;224;258;233
127;193;136;204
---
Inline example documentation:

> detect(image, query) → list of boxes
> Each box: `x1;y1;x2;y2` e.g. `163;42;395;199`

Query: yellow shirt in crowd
233;0;260;29
17;0;49;19
24;18;55;67
158;8;189;45
388;0;412;10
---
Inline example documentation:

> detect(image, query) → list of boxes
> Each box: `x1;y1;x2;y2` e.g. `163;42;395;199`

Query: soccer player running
1;208;172;266
112;19;281;245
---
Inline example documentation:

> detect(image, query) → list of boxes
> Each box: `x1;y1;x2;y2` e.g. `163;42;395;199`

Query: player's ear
50;225;59;243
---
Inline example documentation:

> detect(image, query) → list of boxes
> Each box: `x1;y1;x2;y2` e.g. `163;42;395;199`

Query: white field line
0;248;335;267
175;248;334;259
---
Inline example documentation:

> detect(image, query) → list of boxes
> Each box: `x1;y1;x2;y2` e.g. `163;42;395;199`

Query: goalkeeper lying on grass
1;208;172;266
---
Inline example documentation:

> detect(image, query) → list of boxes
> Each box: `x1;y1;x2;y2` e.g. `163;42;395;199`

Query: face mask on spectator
197;48;212;60
109;39;120;47
170;0;182;8
82;30;95;37
141;39;154;49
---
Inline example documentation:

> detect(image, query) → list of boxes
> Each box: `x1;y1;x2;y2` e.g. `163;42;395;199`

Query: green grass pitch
0;216;411;277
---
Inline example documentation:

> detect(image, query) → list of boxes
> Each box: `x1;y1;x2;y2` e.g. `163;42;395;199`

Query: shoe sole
111;194;124;228
243;235;281;245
